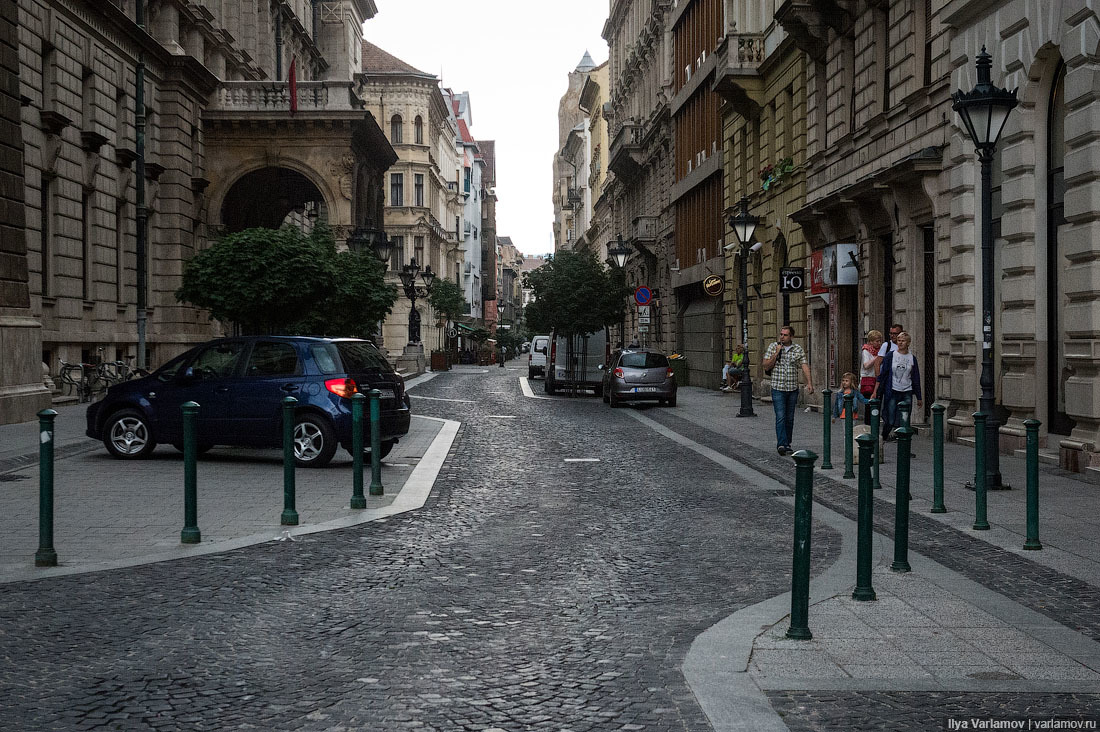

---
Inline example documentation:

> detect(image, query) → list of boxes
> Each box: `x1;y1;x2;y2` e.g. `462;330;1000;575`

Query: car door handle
215;386;230;394
281;384;299;393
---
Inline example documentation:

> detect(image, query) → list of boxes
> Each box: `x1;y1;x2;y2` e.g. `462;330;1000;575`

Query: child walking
832;371;869;423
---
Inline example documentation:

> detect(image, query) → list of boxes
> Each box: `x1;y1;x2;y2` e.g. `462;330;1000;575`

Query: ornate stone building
553;52;597;253
579;60;611;263
6;0;395;423
357;40;464;357
603;0;677;351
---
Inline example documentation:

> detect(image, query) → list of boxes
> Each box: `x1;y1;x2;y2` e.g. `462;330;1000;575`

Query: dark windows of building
390;173;403;206
414;115;423;144
389;235;405;271
414;173;424;206
391;114;403;143
464;166;471;193
414;235;424;266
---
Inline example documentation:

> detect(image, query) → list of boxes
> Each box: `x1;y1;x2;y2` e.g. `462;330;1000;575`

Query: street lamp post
397;258;436;346
952;47;1018;490
728;197;760;418
497;302;505;368
608;234;632;347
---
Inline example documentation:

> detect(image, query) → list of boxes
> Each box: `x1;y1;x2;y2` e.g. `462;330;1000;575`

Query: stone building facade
553;52;597;253
578;61;611;263
603;0;677;351
5;0;395;424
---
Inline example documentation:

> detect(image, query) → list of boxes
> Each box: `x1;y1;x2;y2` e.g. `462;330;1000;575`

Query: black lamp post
497;303;506;367
728;197;759;418
952;46;1018;490
608;234;632;346
396;257;435;346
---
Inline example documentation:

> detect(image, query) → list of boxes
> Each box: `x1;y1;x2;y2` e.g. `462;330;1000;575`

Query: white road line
410;395;476;403
563;458;600;462
519;377;554;400
486;415;517;419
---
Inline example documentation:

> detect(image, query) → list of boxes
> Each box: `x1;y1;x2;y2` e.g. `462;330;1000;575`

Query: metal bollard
34;409;58;567
931;404;947;513
899;399;912;428
281;396;299;526
820;388;833;469
1023;418;1042;550
973;412;989;530
350;393;366;509
843;392;855;479
853;433;877;601
786;449;818;640
181;402;201;544
891;425;915;572
869;398;882;491
369;389;384;496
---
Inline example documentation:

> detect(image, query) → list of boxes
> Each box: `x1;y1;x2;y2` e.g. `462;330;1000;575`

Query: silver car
600;349;677;407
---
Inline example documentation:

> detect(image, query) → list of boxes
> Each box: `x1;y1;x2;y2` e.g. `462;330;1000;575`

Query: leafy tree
427;278;466;324
177;225;396;336
523;250;628;339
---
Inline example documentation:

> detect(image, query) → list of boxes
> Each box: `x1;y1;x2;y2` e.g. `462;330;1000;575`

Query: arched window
414;115;424;144
390;114;403;143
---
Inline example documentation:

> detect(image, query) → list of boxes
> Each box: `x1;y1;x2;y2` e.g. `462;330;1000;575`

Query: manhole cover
967;670;1022;680
0;473;29;483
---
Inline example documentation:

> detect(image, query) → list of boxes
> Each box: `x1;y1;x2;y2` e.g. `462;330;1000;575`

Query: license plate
633;387;659;393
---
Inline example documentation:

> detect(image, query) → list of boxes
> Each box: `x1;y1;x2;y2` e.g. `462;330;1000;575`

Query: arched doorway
220;167;328;233
1046;60;1074;436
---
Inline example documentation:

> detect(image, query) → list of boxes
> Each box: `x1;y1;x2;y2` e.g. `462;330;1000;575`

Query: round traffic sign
634;286;652;306
446;327;457;338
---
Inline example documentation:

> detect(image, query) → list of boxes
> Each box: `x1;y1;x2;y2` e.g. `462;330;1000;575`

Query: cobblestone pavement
0;365;840;731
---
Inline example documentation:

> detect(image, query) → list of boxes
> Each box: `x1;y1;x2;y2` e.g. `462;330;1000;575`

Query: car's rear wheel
103;409;157;459
293;414;337;468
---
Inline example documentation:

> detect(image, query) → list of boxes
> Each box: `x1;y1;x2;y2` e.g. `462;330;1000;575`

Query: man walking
762;325;814;455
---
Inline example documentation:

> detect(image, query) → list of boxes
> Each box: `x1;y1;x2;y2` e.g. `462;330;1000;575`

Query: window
391;114;403;143
464;166;471;193
414;115;423;144
414;174;424;206
620;352;669;368
414;235;424;267
389;235;405;270
335;341;393;372
246;341;300;376
189;341;246;380
390;173;403;206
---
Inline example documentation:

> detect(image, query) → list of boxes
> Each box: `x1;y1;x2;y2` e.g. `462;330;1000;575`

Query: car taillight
528;353;532;362
325;378;358;398
667;368;674;378
613;367;624;378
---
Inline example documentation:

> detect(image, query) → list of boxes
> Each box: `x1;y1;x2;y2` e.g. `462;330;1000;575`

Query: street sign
638;326;649;333
446;327;457;338
703;274;724;297
634;286;653;306
638;317;650;324
780;267;805;293
637;305;650;317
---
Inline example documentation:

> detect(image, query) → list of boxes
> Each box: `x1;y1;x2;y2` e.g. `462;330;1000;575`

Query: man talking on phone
761;325;814;456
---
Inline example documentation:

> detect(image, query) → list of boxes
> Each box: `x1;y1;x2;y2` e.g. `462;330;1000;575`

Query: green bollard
369;389;384;496
1023;418;1042;550
973;412;989;530
281;396;299;526
891;425;915;572
869;398;882;491
899;398;912;428
786;449;818;640
931;403;947;513
180;402;201;544
853;433;877;601
34;409;58;567
820;388;833;470
843;391;855;479
350;393;366;509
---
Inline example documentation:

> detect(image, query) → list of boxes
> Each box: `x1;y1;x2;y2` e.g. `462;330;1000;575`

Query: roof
457;119;477;145
575;50;596;72
361;40;434;77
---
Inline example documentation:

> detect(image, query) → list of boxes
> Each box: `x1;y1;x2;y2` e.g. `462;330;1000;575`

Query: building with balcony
448;90;486;321
552;51;598;253
579;61;611;263
479;138;498;332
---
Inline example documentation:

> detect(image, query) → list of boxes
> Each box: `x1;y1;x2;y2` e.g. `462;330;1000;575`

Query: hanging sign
703;274;724;297
779;267;805;293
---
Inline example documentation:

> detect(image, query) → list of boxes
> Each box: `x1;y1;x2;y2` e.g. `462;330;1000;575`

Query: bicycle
58;358;91;402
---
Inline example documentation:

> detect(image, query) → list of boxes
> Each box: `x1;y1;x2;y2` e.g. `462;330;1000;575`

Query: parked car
528;335;550;379
600;348;677;407
86;336;411;468
545;327;610;395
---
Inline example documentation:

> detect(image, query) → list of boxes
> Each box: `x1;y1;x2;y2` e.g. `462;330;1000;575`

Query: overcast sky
364;0;610;258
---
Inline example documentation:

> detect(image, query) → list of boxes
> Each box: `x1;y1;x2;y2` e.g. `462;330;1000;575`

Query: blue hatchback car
86;336;411;467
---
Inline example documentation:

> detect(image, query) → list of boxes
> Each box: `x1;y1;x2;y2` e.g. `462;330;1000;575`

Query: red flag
288;56;298;115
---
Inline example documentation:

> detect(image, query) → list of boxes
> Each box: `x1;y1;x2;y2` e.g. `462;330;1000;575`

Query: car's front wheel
103;409;157;459
293;414;337;468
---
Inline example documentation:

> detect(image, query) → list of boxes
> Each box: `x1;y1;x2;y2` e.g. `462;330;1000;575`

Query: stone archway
220;167;328;233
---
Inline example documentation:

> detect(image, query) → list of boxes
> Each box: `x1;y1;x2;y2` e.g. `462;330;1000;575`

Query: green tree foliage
523;250;628;338
427;278;466;323
176;226;397;336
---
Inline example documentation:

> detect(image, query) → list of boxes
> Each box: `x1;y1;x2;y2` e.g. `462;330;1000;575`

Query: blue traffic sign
634;286;652;306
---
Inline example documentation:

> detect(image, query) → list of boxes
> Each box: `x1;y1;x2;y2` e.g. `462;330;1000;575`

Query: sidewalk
656;387;1100;730
0;374;458;583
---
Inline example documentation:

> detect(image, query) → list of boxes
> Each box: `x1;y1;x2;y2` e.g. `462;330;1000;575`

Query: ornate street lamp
497;302;506;368
607;234;632;346
397;257;435;346
953;46;1018;490
727;196;760;418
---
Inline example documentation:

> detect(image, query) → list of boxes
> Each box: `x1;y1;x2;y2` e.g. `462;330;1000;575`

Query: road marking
488;391;506;394
519;377;553;400
563;458;600;462
410;395;476;403
486;415;517;419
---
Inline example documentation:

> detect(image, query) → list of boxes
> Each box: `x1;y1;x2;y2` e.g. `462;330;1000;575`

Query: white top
891;352;915;392
860;347;877;378
878;340;898;358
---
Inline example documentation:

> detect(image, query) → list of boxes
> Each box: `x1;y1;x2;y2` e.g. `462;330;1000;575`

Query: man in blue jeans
761;325;815;456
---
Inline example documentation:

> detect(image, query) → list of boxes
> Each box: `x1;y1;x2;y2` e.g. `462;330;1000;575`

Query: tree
427;278;466;324
523;250;628;338
176;226;397;336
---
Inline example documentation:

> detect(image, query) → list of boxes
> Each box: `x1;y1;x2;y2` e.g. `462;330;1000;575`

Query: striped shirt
764;342;807;392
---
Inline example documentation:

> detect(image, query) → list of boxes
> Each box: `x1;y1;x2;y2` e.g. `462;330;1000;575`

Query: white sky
364;0;610;258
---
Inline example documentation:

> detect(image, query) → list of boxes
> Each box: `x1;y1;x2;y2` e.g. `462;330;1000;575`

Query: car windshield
154;353;189;383
620;352;669;368
335;342;392;373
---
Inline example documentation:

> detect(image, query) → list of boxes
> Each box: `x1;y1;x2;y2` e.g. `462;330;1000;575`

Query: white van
544;327;610;395
528;335;550;379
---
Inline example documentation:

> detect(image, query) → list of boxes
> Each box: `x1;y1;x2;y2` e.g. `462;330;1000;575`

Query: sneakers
777;445;792;456
720;386;732;392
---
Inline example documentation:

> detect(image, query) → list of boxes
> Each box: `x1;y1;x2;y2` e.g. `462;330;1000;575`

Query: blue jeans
884;391;913;430
772;389;799;448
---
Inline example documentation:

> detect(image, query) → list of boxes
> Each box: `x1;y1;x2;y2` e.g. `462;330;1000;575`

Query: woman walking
872;331;922;440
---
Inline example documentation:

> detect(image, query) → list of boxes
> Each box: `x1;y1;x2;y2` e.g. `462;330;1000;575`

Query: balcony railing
713;33;767;117
608;122;645;180
206;81;366;114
